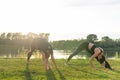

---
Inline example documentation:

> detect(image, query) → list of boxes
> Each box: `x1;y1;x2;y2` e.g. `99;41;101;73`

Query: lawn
0;58;120;80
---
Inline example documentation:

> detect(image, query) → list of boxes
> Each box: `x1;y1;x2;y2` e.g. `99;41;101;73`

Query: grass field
0;58;120;80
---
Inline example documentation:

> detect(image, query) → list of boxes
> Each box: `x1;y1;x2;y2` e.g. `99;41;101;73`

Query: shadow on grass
24;65;33;80
113;69;120;74
69;65;109;78
70;66;98;75
57;69;66;80
102;69;120;78
46;69;57;80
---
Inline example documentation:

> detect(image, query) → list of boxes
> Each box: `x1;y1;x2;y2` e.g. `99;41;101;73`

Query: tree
86;34;98;42
101;36;114;48
0;32;6;40
101;36;112;42
6;33;12;40
39;33;50;41
11;32;23;40
27;32;38;39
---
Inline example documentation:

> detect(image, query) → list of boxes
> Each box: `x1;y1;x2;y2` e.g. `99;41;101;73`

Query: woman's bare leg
41;52;51;70
27;49;34;64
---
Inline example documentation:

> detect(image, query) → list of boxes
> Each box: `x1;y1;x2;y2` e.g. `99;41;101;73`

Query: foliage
0;32;49;58
86;34;98;42
0;32;120;58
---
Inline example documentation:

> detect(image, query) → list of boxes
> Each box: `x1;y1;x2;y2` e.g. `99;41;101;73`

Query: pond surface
0;50;118;60
53;50;86;59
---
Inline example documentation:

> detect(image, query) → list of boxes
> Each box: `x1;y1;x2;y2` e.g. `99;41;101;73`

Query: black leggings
96;56;112;70
67;42;88;61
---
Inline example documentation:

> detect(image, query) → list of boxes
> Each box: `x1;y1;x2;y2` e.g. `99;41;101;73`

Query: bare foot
65;61;69;66
26;60;30;65
46;66;51;70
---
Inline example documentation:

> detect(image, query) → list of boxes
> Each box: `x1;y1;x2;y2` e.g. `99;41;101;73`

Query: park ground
0;58;120;80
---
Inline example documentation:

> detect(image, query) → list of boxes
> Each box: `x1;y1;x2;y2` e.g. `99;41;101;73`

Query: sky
0;0;120;41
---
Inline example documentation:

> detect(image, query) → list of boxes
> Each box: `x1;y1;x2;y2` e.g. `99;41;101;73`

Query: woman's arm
89;48;100;68
89;54;97;68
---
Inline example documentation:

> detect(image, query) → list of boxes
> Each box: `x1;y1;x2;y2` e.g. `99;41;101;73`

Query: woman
65;41;112;70
27;38;58;70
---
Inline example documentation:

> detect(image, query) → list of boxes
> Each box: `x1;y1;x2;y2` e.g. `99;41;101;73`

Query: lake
0;50;118;60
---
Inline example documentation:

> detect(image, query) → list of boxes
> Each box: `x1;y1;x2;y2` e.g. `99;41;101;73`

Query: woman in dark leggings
27;38;58;70
65;42;112;70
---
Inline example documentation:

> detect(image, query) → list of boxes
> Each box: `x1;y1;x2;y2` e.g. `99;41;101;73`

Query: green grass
0;58;120;80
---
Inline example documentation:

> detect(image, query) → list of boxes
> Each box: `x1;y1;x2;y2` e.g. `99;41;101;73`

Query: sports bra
89;45;103;56
89;44;105;64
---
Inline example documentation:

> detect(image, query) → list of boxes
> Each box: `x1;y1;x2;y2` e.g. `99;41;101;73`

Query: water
0;50;86;59
54;50;72;59
53;50;86;59
0;50;117;59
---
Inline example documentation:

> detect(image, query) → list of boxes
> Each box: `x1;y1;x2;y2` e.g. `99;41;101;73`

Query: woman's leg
66;42;88;64
96;56;112;70
27;48;35;64
41;51;51;70
105;61;112;70
66;48;80;62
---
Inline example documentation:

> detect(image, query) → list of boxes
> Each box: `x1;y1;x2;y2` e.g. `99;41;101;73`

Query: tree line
0;32;120;58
